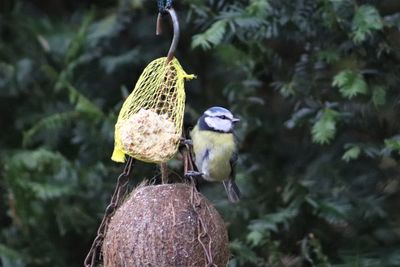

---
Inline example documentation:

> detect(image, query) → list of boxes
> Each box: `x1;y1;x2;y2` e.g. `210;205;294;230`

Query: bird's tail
222;179;241;203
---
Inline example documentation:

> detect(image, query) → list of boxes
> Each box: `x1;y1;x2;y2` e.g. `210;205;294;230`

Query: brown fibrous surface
102;183;230;267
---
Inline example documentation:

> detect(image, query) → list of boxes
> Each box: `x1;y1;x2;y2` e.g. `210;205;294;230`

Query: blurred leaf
129;0;145;9
15;59;34;90
352;5;383;43
21;181;72;200
384;136;400;153
229;240;266;265
88;14;117;47
312;108;340;144
246;0;271;18
301;236;330;266
274;81;295;98
246;230;264;247
0;244;25;267
66;83;103;117
100;49;140;74
342;146;361;162
285;107;315;129
371;85;386;107
215;45;248;65
332;70;368;99
0;62;16;96
66;10;94;63
317;49;340;64
192;20;228;50
23;111;78;146
248;207;298;234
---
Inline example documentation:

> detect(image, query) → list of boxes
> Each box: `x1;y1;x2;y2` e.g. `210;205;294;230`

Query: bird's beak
232;117;240;123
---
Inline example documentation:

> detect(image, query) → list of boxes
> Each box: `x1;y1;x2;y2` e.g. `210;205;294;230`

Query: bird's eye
219;115;228;120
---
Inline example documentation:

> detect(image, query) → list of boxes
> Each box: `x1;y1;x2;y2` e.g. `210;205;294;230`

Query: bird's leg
184;170;203;178
184;170;203;189
180;137;193;147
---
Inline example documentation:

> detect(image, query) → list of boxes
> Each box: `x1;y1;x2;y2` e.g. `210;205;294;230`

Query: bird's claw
185;170;203;178
180;138;193;147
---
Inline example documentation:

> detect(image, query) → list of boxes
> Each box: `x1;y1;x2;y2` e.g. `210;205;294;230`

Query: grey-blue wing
230;149;238;177
223;151;240;203
223;178;240;203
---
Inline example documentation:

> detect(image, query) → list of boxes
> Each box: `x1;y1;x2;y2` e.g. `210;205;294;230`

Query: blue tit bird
189;106;241;203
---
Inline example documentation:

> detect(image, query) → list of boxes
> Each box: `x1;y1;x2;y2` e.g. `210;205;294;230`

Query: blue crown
205;106;230;114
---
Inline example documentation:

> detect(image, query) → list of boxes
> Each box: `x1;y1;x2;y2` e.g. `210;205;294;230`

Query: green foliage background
1;0;400;266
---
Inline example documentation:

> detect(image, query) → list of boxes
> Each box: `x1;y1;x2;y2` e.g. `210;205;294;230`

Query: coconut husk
102;183;230;267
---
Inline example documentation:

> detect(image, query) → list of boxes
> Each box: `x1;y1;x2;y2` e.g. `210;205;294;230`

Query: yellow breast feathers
191;126;236;181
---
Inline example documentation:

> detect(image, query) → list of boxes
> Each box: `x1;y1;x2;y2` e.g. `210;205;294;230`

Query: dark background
1;0;400;266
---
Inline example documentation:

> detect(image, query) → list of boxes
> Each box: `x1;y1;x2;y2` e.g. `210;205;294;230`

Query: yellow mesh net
111;57;195;163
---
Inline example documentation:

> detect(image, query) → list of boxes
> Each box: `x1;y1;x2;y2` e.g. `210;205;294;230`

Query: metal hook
156;8;180;63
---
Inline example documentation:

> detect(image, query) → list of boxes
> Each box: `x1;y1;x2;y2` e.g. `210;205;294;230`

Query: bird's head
198;106;240;133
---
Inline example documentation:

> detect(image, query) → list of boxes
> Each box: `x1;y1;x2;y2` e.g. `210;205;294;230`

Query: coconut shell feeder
103;184;229;267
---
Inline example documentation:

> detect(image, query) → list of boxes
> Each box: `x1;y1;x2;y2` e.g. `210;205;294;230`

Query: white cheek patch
204;117;231;132
204;110;233;120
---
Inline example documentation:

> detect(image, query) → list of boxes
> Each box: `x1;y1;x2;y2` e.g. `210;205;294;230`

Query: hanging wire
156;0;179;63
84;157;135;267
157;0;174;14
